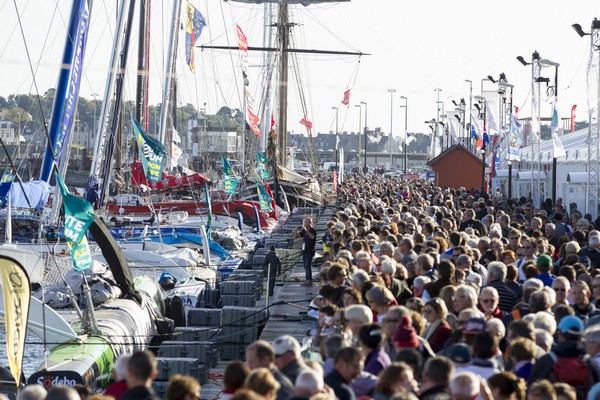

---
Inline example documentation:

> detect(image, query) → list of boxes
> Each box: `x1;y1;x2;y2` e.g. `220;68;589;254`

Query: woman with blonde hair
422;298;452;353
244;368;280;400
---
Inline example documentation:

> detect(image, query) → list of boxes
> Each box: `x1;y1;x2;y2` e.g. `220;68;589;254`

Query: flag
1;168;14;183
204;181;212;236
405;133;416;145
257;183;273;211
571;104;577;132
185;1;207;72
300;116;313;130
222;155;239;195
172;143;183;164
0;255;30;386
270;114;276;131
257;152;270;180
482;129;489;150
236;23;248;52
172;128;182;144
264;182;276;213
57;174;95;271
507;114;521;161
551;101;566;158
341;89;351;106
448;119;459;142
133;118;167;182
247;107;261;136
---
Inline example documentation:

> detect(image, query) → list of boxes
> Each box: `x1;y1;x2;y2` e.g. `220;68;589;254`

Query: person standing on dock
296;217;317;286
263;246;282;296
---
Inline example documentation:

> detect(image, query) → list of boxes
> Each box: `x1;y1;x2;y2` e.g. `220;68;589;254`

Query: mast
158;0;183;160
136;0;151;134
276;4;289;166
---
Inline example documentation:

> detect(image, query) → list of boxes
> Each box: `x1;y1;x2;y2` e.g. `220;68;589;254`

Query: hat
273;335;301;356
449;343;472;366
536;254;553;268
463;318;486;335
393;316;419;348
558;315;584;335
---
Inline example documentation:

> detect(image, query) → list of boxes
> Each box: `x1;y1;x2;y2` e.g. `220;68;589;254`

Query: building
427;144;485;190
0;120;17;144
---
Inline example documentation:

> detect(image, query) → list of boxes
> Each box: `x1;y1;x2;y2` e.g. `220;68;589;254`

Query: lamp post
572;18;600;216
387;89;396;169
361;101;368;174
400;96;408;173
465;80;473;151
332;106;339;169
538;58;560;204
355;104;362;168
508;160;513;199
474;95;487;193
434;88;442;156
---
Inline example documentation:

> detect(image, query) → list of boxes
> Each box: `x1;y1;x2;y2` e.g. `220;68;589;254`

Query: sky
0;0;598;144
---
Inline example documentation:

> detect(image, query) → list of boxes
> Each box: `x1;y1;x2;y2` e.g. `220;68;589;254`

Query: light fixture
516;56;530;66
487;75;497;84
572;23;588;37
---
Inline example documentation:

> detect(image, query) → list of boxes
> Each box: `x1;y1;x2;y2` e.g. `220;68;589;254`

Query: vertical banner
257;183;273;211
133;118;167;182
204;181;212;237
222;155;239;195
0;256;30;386
257;152;270;180
507;114;521;161
57;175;95;271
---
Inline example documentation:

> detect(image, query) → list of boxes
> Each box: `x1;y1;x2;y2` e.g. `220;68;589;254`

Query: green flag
133;118;167;182
222;155;238;195
257;152;270;180
257;183;273;211
56;175;95;271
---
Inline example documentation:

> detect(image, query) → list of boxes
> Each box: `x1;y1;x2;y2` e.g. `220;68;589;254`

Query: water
0;324;46;380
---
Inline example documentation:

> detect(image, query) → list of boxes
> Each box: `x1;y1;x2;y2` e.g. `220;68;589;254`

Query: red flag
341;89;351;106
247;107;261;136
571;105;577;132
514;107;519;119
235;24;248;52
270;114;276;131
300;116;313;130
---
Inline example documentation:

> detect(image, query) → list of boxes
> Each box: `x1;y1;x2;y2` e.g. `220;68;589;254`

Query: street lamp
355;104;362;167
360;101;368;174
434;88;442;156
465;80;473;151
332;106;339;169
508;160;513;199
538;58;560;204
399;96;408;173
387;89;396;169
572;18;600;215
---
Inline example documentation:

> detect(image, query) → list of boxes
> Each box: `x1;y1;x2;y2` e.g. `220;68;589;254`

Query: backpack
548;352;594;397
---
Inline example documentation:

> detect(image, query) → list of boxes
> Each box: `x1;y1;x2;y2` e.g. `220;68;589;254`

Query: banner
0;256;30;386
507;114;521;161
185;1;207;72
1;168;14;183
257;152;270;180
551;101;566;158
235;23;248;52
133;118;167;182
57;175;95;271
257;183;273;211
222;155;239;195
341;89;351;106
204;181;212;236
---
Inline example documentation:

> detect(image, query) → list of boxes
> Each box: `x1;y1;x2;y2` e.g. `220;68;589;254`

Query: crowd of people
13;175;600;400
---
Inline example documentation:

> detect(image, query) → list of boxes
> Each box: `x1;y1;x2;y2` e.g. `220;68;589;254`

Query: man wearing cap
245;340;294;400
272;335;311;385
528;315;587;385
535;254;556;287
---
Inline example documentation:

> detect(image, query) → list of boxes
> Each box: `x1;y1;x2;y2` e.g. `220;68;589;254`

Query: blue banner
133;118;167;182
257;152;270;180
507;114;521;161
222;155;238;195
185;2;206;72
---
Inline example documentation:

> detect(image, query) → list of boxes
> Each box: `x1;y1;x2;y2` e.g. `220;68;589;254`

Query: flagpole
388;89;396;169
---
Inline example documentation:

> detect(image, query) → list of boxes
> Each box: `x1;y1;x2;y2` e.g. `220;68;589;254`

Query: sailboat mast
158;0;182;163
277;3;289;166
136;0;151;135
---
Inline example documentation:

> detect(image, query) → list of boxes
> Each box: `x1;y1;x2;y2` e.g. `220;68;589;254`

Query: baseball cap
463;318;487;335
273;335;301;356
557;316;584;335
449;343;472;365
536;254;553;268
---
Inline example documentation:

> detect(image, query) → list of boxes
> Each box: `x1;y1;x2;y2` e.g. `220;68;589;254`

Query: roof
427;144;486;167
519;124;598;163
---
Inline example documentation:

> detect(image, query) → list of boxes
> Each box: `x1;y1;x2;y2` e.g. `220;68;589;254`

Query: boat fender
165;295;186;328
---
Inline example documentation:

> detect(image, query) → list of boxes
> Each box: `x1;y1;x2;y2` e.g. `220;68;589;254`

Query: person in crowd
291;370;325;400
245;340;294;400
263;246;281;296
359;323;391;376
222;361;250;400
324;347;364;400
486;261;518;313
272;335;312;386
571;281;600;322
373;362;418;400
422;298;452;353
121;350;160;400
449;371;479;400
418;356;454;400
45;387;80;400
487;372;526;400
244;368;280;400
17;385;46;400
166;374;201;400
295;217;317;286
104;354;130;400
552;277;571;309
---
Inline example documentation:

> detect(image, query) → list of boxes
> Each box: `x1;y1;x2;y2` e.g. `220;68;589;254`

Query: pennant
133;118;167;182
222;155;239;195
204;181;212;236
185;1;207;72
571;105;577;132
300;116;313;130
235;23;248;52
247;107;261;136
56;175;95;271
341;89;351;106
257;183;273;211
172;128;182;144
448;119;459;142
0;255;30;386
551;101;566;158
257;152;270;180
